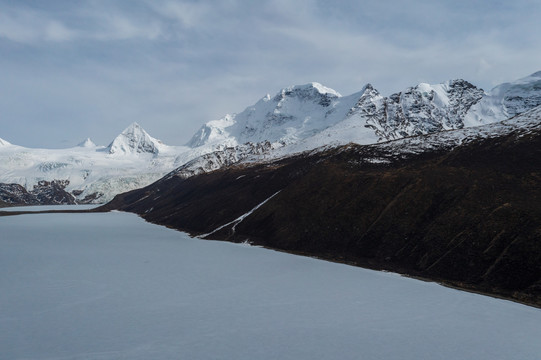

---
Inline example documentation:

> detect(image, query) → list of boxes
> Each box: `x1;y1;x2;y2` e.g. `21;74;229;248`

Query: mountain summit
107;122;164;155
77;138;96;148
187;79;490;149
464;71;541;125
187;82;349;148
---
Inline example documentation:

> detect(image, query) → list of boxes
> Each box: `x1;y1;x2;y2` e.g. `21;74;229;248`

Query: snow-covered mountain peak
187;83;346;149
490;71;541;96
107;122;164;155
0;137;11;147
308;82;342;97
465;71;541;126
516;70;541;83
186;115;237;148
360;83;376;92
77;138;96;148
186;78;494;150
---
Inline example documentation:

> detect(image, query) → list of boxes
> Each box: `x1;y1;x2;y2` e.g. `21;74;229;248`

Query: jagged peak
108;122;163;155
362;83;374;91
360;83;380;95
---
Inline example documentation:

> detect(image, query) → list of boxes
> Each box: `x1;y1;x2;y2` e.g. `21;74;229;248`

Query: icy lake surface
1;204;100;212
1;210;541;360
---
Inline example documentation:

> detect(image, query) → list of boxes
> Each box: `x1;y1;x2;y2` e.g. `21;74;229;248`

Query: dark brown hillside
102;129;541;307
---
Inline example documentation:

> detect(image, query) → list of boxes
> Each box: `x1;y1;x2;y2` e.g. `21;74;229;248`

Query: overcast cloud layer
1;0;540;148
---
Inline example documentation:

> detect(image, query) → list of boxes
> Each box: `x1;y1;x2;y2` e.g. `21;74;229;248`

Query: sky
0;0;540;148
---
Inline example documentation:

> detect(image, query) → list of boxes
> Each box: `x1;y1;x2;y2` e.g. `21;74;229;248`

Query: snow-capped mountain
465;71;541;126
188;82;346;147
0;123;212;204
77;138;96;148
107;122;164;155
188;72;541;154
2;71;541;206
187;80;483;149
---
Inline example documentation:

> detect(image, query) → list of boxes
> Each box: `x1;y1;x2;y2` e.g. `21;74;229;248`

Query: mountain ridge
2;71;541;206
186;72;541;152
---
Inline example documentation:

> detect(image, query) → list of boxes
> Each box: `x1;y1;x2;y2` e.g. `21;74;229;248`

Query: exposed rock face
32;180;76;205
0;180;75;206
0;184;36;205
103;108;541;307
350;80;485;141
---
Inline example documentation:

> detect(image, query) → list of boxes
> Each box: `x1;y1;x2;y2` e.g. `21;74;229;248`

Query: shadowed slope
103;117;541;306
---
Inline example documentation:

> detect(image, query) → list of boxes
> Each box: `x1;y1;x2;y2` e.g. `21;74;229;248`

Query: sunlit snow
1;210;541;360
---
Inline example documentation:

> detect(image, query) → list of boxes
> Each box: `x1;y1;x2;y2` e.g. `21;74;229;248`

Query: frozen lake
1;209;541;360
0;204;100;212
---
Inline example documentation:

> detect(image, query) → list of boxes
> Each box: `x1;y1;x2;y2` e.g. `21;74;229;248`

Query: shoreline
2;207;540;309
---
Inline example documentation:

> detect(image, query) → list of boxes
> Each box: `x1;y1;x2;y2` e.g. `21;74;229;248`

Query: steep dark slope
103;124;541;306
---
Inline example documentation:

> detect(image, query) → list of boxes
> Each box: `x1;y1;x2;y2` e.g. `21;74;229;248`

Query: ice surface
1;210;541;360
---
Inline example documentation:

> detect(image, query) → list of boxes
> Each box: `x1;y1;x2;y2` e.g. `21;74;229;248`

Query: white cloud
45;21;75;42
0;4;164;43
93;14;163;40
0;10;66;43
152;1;210;28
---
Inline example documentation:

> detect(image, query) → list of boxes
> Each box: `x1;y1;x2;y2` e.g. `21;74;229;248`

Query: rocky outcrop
0;180;76;206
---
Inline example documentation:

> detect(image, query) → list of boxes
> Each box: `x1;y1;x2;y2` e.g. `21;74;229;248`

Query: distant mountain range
1;71;541;205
